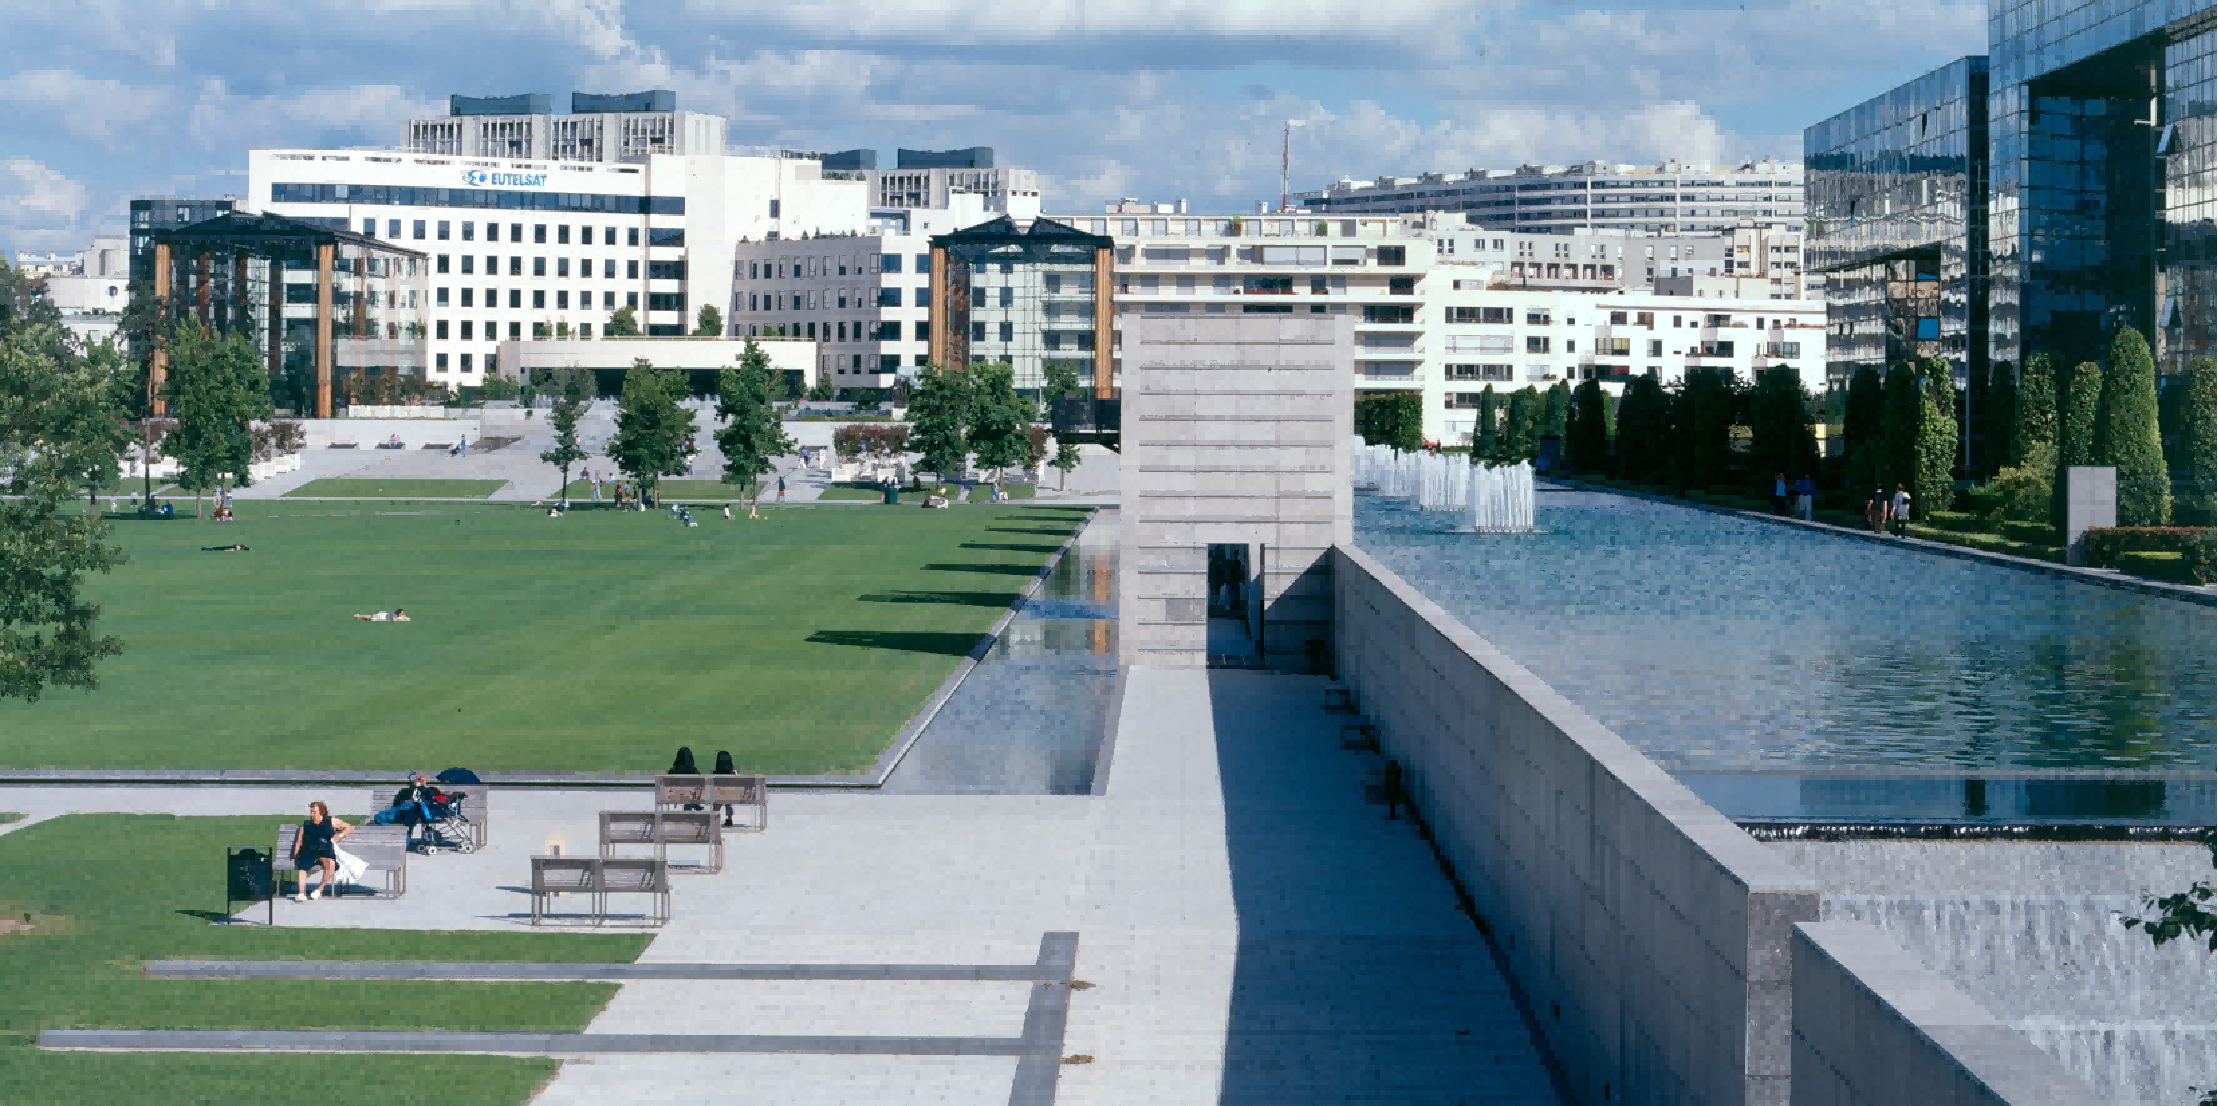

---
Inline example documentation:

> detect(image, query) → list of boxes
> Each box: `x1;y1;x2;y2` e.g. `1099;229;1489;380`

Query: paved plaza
5;668;1563;1105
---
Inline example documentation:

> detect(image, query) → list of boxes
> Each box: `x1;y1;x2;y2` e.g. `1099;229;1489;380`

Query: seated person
352;608;410;621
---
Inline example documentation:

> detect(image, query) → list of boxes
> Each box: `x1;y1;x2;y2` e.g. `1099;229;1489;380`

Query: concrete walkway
10;669;1560;1105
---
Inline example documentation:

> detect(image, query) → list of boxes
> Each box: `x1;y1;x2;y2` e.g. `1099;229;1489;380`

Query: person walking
1890;483;1911;538
291;801;353;902
776;474;786;503
1864;488;1886;534
1793;474;1816;521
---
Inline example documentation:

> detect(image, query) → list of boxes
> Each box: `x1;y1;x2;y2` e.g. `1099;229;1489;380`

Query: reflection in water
1354;490;2215;772
880;511;1120;795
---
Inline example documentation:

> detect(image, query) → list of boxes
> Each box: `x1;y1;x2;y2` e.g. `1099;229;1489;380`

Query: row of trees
904;359;1082;485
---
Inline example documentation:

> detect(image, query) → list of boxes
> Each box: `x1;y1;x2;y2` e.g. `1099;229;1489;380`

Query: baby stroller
414;768;483;855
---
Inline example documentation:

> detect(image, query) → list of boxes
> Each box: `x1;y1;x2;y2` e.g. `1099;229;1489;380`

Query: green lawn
0;814;645;1106
286;479;509;498
814;482;1037;504
967;483;1036;503
557;479;772;502
5;503;1090;772
817;481;891;501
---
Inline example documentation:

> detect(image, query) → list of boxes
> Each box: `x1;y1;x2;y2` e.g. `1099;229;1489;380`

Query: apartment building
406;91;727;165
246;92;870;385
1295;159;1806;234
1412;216;1818;298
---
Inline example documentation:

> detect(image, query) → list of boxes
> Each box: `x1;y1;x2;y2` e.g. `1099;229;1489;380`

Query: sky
0;0;1988;256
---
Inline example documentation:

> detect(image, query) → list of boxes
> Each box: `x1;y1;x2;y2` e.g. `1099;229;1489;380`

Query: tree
1565;378;1609;474
966;362;1032;479
1984;360;2019;479
806;377;835;402
1542;380;1571;443
1914;357;1958;517
540;368;590;505
2093;327;2170;527
2051;359;2102;531
1496;386;1542;464
1358;392;1424;456
605;305;641;337
1471;385;1499;462
715;338;798;516
2014;352;2057;467
1842;365;1886;492
1670;369;1737;490
1614;373;1671;482
693;304;724;338
163;323;272;518
607;360;696;508
0;324;129;702
1880;362;1921;496
907;362;974;481
2174;358;2217;527
1748;365;1818;492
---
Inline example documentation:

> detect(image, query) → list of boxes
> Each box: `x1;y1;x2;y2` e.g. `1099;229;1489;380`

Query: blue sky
0;0;1986;255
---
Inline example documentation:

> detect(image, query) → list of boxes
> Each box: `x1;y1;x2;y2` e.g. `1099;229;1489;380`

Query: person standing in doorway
1890;483;1911;538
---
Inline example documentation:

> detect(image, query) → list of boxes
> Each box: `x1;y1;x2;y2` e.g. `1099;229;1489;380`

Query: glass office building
1806;57;1992;386
149;212;429;418
928;216;1115;395
1988;0;2214;375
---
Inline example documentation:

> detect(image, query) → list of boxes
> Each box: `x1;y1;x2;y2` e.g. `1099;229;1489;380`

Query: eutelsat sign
463;170;547;188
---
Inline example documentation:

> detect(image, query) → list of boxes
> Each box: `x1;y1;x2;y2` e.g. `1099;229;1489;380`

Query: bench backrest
531;855;668;893
706;776;765;805
657;774;765;806
601;809;718;845
274;824;410;872
599;857;670;893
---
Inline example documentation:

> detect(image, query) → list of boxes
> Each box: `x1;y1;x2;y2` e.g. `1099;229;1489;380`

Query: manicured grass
818;481;892;501
0;813;645;1106
286;479;508;498
557;479;770;502
0;812;20;824
967;483;1036;503
4;503;1090;773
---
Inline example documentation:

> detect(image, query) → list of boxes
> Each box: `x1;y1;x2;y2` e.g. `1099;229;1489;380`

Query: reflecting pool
1353;488;2216;774
880;509;1119;795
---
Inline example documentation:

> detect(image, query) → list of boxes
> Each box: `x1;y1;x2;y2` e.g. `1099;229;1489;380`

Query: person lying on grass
201;544;250;552
352;608;410;621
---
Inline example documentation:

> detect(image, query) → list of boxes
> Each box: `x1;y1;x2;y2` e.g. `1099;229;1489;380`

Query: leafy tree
1496;386;1542;464
0;260;64;338
2119;836;2215;956
2093;327;2170;526
1040;359;1086;489
1049;437;1082;490
1984;360;2019;479
608;360;696;508
806;377;835;402
1613;372;1671;482
2014;352;2057;466
693;304;724;338
907;362;974;481
1748;365;1817;492
2174;357;2217;527
1880;362;1922;496
1542;380;1571;442
0;321;128;701
1359;392;1424;456
1565;378;1609;474
966;362;1032;479
604;305;641;337
163;323;272;518
2051;359;2102;531
714;338;799;515
1470;385;1499;462
1670;369;1737;490
1914;357;1958;516
1842;366;1886;492
540;368;590;505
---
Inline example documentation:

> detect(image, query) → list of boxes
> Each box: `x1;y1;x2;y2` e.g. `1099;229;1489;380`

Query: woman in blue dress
292;801;353;902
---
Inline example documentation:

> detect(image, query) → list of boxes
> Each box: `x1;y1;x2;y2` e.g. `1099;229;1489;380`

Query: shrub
2094;327;2170;526
2081;527;2216;583
2175;357;2217;526
2051;359;2102;531
1983;438;2056;524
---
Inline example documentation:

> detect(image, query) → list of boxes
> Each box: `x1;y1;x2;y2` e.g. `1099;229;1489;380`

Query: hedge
2082;527;2217;584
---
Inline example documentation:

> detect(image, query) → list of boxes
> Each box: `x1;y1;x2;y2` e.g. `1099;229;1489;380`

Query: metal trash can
882;483;899;505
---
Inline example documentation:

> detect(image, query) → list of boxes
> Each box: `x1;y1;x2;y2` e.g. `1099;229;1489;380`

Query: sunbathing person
352;608;410;621
201;544;250;552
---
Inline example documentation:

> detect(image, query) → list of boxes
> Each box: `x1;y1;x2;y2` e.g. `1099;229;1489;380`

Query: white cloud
0;71;168;146
0;160;93;252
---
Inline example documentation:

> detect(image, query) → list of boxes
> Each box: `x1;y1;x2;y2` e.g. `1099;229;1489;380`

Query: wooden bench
275;824;408;898
655;774;768;832
365;788;488;851
530;856;669;926
599;810;723;874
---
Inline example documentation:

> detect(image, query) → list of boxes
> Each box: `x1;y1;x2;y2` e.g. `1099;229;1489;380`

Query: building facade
1988;0;2214;375
1414;215;1816;299
25;235;131;348
407;90;727;165
927;216;1116;395
248;103;869;385
1295;159;1806;235
130;196;236;282
1805;56;1992;386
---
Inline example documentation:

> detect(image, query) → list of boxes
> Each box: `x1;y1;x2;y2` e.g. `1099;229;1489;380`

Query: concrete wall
1119;314;1352;668
1791;921;2105;1106
301;418;481;449
1333;544;1821;1106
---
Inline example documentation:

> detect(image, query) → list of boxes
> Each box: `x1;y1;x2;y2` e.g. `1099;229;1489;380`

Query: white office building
19;236;130;347
1296;159;1806;235
1413;216;1821;299
245;92;871;385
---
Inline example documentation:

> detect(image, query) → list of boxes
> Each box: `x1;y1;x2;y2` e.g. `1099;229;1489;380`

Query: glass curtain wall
931;217;1111;393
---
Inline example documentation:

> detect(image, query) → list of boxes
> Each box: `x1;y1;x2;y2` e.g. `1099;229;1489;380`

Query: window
1525;309;1551;325
435;319;449;339
647;227;683;247
768;198;780;217
533;257;547;277
508;256;521;276
533;225;547;244
1388;276;1416;296
1706;314;1731;328
532;323;549;338
881;354;902;372
437;220;450;240
460;320;473;340
557;225;570;245
881;253;903;273
460;288;473;308
435;353;448;371
436;254;450;274
1446;306;1513;324
557;291;568;310
626;292;638;309
557;258;569;278
971;321;985;342
1637;311;1655;328
435;287;449;307
1601;338;1631;356
1526;336;1550;353
602;291;614;309
915;254;930;272
1330;245;1366;266
460;255;474;275
998;286;1014;307
1698;340;1735;357
362;218;377;237
532;290;545;309
998;321;1014;342
1915;316;1940;341
647;260;686;281
1376;246;1406;266
877;287;902;308
1565;340;1576;353
627;227;639;247
389;219;403;238
1362;305;1415;324
509;321;522;339
604;227;616;245
509;289;522;308
460;353;473;371
626;259;639;279
413;220;426;240
600;259;612;279
914;321;929;341
1610;311;1627;325
646;293;685;312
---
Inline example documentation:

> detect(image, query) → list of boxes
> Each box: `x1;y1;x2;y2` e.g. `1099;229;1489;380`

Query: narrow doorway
1206;543;1263;664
